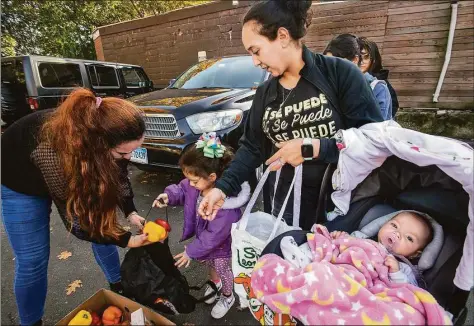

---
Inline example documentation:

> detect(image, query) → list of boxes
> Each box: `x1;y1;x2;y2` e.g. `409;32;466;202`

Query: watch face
301;144;313;159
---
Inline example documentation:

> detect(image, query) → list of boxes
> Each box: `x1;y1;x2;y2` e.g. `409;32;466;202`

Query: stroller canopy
330;121;473;291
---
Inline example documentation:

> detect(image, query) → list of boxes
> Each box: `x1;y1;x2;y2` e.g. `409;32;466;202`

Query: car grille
144;114;180;139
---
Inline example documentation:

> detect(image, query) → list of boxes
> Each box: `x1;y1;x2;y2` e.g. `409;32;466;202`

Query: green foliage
1;0;208;59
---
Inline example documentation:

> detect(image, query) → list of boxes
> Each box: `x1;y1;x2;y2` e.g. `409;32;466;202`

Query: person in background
1;88;152;326
358;36;399;117
323;34;393;120
197;0;382;231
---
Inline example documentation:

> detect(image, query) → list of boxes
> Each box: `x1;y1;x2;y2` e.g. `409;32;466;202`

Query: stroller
261;121;473;325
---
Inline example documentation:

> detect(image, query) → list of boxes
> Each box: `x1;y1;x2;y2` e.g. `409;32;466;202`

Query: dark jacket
165;179;250;260
215;46;383;196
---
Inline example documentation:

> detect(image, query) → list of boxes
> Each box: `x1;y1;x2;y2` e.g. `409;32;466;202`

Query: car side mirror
169;79;176;87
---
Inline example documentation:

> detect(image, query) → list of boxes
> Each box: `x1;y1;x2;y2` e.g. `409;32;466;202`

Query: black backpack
120;241;217;315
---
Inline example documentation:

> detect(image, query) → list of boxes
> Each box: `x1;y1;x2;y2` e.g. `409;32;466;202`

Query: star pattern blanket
251;225;451;325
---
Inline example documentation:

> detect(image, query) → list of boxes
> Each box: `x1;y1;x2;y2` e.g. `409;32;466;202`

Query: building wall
95;0;474;109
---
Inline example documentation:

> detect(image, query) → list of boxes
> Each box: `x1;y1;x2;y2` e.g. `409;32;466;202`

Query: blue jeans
1;185;121;325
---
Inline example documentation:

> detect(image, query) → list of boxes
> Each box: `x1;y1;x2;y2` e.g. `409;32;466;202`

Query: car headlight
185;109;243;134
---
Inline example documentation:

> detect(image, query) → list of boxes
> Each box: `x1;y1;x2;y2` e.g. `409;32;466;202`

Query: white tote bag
232;164;302;315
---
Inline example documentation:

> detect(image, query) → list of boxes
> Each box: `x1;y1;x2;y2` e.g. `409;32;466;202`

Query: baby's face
378;212;430;257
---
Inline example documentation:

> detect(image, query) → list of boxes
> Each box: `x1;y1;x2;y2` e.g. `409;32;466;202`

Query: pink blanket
251;225;451;325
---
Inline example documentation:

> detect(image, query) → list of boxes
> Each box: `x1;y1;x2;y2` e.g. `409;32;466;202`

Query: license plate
131;148;148;164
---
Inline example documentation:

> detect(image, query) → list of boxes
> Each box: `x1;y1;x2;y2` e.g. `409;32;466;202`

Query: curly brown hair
41;88;145;240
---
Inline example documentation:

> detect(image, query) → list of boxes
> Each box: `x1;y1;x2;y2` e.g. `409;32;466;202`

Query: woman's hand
127;212;145;230
174;250;191;268
127;234;152;248
265;138;320;171
198;188;226;221
153;193;169;208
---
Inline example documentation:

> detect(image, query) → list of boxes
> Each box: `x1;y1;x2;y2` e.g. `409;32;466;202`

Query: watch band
302;138;313;161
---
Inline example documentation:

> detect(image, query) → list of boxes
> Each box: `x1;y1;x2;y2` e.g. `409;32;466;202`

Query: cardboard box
56;289;174;325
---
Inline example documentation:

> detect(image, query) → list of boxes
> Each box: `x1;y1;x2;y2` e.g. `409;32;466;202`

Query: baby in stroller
331;210;434;286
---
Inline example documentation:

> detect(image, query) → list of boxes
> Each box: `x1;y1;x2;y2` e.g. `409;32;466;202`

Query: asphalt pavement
1;166;257;325
1;165;472;325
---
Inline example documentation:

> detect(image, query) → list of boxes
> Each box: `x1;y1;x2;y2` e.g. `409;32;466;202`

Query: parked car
128;55;269;171
1;55;154;126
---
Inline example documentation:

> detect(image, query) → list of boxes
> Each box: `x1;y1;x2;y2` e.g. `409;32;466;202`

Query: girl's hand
266;138;320;171
174;250;191;268
127;234;152;248
153;193;169;208
384;255;400;273
198;188;225;221
127;212;145;230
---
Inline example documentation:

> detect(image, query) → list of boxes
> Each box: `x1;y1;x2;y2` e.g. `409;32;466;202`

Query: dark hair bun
276;0;312;27
244;0;312;41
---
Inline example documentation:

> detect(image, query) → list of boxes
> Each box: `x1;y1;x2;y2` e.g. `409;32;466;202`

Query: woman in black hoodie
358;37;400;116
196;0;383;230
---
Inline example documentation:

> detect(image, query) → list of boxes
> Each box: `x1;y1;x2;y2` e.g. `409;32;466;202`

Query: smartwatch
301;138;314;161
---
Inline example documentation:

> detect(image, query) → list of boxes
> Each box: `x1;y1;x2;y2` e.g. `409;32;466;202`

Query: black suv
1;55;154;126
128;55;269;170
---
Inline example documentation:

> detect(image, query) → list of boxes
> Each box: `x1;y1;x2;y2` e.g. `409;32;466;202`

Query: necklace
280;84;294;110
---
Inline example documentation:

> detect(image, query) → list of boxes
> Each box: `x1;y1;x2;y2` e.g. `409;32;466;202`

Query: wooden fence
95;0;474;109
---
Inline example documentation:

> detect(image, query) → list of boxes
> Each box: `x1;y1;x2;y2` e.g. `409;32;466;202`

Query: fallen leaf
66;280;82;295
57;251;72;260
123;226;131;231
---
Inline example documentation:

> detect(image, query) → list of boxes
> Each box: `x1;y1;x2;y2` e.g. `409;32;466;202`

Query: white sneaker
204;280;222;304
211;293;235;319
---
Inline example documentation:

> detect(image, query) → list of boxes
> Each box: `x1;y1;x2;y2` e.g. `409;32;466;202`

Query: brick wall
94;0;474;110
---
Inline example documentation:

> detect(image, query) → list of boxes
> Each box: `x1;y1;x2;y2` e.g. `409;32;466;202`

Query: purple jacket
164;179;250;260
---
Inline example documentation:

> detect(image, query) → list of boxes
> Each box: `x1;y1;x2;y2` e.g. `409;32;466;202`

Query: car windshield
171;56;266;89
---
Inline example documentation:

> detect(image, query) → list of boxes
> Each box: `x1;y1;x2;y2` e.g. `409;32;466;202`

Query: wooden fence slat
312;16;387;30
387;64;473;72
391;83;474;91
311;24;387;36
384;36;473;49
386;24;450;35
390;77;474;84
387;16;451;29
388;3;451;15
398;95;474;103
312;9;387;24
384;52;445;60
390;70;474;79
388;1;448;9
388;9;451;22
313;1;388;12
383;43;473;54
305;30;386;42
312;3;388;18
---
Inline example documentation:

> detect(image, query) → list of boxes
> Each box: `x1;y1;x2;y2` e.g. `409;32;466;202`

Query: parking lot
1;165;257;325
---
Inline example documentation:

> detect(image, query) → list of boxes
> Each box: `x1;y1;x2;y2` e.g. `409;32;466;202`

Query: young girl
153;133;250;319
358;36;399;117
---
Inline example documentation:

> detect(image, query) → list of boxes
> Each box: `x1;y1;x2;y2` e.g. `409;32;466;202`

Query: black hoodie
215;46;383;197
